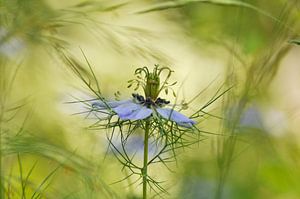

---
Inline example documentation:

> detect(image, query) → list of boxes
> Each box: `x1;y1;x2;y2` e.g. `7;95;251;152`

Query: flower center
144;72;160;100
130;65;175;101
132;93;170;108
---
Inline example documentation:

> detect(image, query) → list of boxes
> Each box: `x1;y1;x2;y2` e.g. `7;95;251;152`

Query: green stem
142;120;150;199
0;105;4;198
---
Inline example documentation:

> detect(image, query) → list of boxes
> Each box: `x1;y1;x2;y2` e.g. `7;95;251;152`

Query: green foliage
1;0;300;198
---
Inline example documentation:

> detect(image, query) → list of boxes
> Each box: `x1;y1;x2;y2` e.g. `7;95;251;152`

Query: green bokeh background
1;0;300;198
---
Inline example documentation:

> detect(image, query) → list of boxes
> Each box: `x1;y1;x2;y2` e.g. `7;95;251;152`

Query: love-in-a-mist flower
66;56;229;198
92;65;196;127
77;64;202;198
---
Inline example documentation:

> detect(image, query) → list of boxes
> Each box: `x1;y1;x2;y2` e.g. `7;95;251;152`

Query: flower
0;28;25;58
92;93;196;128
225;104;264;131
91;65;196;128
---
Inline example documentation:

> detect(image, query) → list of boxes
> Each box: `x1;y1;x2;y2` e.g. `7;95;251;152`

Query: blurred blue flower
180;177;232;199
0;28;25;58
110;135;158;158
92;93;196;128
226;104;265;132
239;106;264;130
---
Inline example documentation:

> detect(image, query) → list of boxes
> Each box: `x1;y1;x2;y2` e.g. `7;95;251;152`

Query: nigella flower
69;63;210;197
0;28;25;58
92;94;195;127
92;65;196;128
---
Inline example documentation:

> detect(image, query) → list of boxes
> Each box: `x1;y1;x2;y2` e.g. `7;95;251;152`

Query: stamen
132;93;170;108
137;95;145;102
155;97;170;107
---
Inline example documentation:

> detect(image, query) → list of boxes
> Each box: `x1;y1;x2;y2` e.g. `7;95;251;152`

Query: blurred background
1;0;300;198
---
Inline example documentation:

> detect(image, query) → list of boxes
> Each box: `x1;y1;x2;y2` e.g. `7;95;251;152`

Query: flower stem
0;107;4;198
142;120;150;199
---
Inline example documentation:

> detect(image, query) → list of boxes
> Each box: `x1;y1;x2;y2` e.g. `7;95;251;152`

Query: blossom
0;28;25;58
226;104;264;131
92;93;196;128
89;65;196;128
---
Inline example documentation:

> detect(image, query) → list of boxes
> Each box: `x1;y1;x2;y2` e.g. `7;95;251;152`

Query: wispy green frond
135;0;279;23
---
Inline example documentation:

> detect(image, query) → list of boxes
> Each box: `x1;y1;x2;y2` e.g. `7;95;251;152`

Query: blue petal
123;106;152;120
92;100;131;109
113;102;140;118
113;102;152;120
156;108;196;127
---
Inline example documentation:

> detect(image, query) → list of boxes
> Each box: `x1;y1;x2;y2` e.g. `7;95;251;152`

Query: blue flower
0;28;24;58
92;93;196;128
